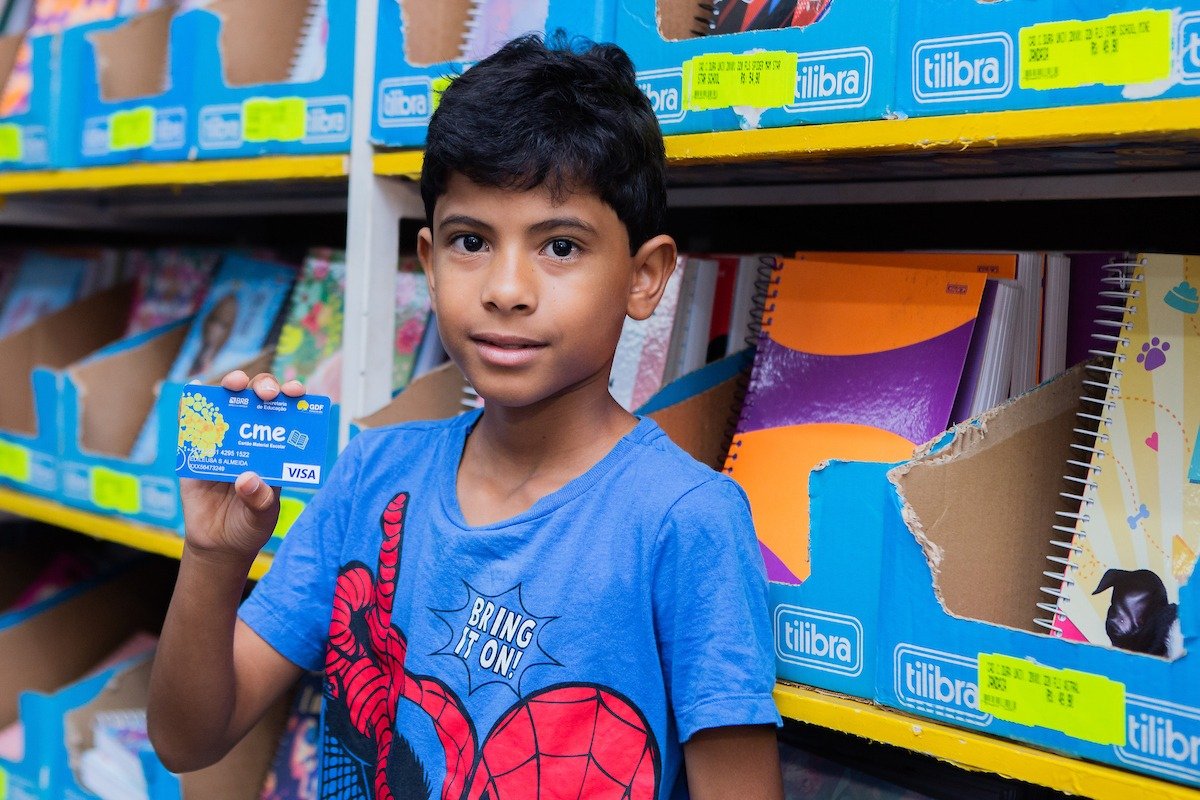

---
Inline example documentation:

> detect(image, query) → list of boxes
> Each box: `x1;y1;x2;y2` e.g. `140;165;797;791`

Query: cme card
176;386;331;488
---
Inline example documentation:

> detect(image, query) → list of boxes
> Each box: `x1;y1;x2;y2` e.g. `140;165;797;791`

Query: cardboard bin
615;0;899;137
0;284;135;499
371;0;618;148
896;0;1200;119
58;6;197;168
0;30;58;169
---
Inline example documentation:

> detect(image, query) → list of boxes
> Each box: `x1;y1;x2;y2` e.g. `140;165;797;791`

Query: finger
221;370;250;391
249;373;281;402
280;379;306;398
234;472;277;514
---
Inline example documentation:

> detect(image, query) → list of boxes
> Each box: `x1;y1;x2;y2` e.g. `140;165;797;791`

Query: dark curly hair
420;33;667;252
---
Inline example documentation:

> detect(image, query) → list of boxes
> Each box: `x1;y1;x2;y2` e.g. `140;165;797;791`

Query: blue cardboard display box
371;0;618;148
0;32;59;169
58;322;330;538
58;7;196;168
615;0;899;136
857;364;1200;788
0;284;135;500
190;0;353;159
0;561;163;800
897;0;1200;118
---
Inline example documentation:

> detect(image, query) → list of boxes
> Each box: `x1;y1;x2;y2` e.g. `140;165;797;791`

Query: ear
1093;568;1122;596
626;234;678;321
417;225;437;297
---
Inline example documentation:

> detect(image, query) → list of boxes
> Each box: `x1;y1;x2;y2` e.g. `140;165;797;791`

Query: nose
480;244;537;314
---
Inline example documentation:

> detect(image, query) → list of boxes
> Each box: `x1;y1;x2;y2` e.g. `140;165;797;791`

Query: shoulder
621;420;751;520
348;411;476;462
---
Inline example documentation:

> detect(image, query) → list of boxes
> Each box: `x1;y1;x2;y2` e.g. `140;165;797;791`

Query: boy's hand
180;371;306;563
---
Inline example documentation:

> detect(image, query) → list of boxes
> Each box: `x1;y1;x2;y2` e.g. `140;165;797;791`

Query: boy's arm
684;725;784;800
148;541;301;773
148;371;307;772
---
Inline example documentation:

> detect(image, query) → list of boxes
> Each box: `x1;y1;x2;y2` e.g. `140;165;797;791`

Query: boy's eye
547;239;576;258
458;234;485;253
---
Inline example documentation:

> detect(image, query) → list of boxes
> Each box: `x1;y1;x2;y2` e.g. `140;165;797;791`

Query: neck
471;372;636;472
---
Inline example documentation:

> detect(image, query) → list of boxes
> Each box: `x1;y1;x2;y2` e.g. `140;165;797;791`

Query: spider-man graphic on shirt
319;491;663;799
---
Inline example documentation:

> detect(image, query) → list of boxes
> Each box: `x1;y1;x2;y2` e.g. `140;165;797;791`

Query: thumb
232;472;281;542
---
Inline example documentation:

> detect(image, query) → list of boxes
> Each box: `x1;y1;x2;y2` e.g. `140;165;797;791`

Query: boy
148;35;783;799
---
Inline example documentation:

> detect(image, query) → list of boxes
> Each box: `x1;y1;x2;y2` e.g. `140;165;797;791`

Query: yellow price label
431;76;453;114
108;106;155;151
682;52;799;111
0;441;30;483
1020;10;1171;90
243;97;307;143
90;467;142;515
273;495;307;537
0;124;21;162
978;653;1126;745
0;764;8;800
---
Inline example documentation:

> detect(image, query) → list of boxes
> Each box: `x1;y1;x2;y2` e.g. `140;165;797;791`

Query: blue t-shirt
240;410;779;799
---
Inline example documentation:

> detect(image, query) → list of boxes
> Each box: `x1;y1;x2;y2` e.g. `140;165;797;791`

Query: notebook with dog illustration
1042;254;1200;659
724;258;987;585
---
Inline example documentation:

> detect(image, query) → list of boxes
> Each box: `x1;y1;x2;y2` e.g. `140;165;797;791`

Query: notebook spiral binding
1034;257;1145;633
692;2;716;37
723;255;782;474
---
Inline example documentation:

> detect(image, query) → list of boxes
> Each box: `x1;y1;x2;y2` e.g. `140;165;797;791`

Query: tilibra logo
913;33;1013;102
1179;12;1200;84
199;105;242;150
305;97;351;143
774;605;862;677
787;47;872;112
378;77;433;128
1116;695;1200;783
637;68;686;124
893;645;993;725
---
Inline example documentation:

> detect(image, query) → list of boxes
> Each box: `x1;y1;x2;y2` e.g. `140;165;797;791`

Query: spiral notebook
724;258;987;585
1041;254;1200;659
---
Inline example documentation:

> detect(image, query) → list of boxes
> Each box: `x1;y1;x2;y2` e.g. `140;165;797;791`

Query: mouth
469;333;548;366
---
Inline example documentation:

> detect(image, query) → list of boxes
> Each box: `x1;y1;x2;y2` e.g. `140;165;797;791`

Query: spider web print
320;736;372;800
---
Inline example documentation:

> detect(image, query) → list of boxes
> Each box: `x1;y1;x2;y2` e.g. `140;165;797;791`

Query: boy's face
418;173;675;410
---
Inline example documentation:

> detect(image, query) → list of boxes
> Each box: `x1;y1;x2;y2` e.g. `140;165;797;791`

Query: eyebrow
438;214;495;233
527;217;598;236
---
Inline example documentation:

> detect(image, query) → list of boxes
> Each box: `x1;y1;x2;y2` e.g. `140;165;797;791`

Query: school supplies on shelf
1042;254;1200;658
725;257;987;585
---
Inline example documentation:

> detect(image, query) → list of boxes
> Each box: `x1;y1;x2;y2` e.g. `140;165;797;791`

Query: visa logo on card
176;386;332;489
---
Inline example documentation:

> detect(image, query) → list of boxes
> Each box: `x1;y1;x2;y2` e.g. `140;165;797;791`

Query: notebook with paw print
1043;254;1200;659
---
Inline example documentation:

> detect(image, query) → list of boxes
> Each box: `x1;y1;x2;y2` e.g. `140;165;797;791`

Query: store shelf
775;682;1200;800
0;487;272;581
0;154;348;195
374;97;1200;194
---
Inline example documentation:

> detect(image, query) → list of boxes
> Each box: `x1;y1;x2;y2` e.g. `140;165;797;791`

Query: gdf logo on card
377;77;433;128
893;644;993;726
637;68;686;124
1116;695;1200;783
913;33;1013;102
1179;13;1200;84
774;605;862;677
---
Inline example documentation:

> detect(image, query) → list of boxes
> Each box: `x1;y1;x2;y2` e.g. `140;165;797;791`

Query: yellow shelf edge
0;486;271;581
373;149;424;179
0;154;349;195
374;98;1200;176
775;682;1200;800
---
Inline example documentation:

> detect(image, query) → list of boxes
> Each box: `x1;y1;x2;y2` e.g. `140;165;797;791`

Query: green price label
0;441;30;483
682;51;798;111
108;106;155;151
0;764;8;800
0;124;21;162
431;76;453;114
90;466;142;515
978;653;1126;745
273;495;307;537
1020;10;1171;90
243;97;307;143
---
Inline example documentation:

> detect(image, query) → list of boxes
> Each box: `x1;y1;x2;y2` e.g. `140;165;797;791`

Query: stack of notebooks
720;250;1120;585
